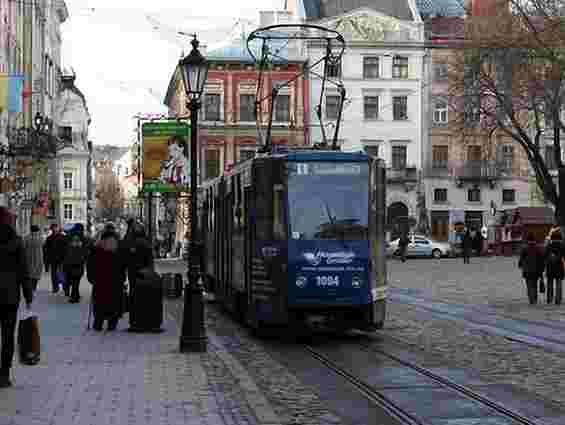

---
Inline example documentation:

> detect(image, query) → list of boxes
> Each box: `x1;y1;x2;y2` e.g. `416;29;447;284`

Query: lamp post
178;35;209;353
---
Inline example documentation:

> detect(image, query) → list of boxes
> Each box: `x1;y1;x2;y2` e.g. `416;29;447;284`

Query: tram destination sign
289;162;363;176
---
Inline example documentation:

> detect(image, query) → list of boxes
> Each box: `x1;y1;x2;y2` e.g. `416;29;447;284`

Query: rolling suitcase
128;268;164;333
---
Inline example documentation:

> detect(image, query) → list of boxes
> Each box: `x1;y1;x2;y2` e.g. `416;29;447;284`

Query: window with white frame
363;57;379;79
63;172;73;190
392;145;407;169
434;63;448;80
392;55;409;79
433;99;448;124
393;96;408;120
64;204;73;220
326;95;340;119
467;187;481;202
204;94;222;121
434;188;448;203
274;94;290;122
363;96;379;120
239;94;255;122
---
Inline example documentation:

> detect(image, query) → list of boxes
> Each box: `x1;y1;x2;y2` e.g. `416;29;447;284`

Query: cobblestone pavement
166;300;349;425
0;273;278;425
384;256;565;407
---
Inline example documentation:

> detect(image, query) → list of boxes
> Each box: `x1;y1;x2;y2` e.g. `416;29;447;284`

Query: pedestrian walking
544;233;564;305
462;228;472;264
62;235;88;303
44;224;67;294
0;207;34;388
518;233;545;305
121;223;154;330
86;224;126;331
398;233;409;263
23;225;44;292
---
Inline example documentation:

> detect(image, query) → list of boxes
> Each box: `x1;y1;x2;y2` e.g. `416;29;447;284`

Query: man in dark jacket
462;229;472;264
44;224;67;293
0;207;33;388
545;234;564;304
519;233;546;304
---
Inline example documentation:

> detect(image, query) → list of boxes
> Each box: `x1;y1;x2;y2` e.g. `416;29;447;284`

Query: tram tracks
304;342;543;425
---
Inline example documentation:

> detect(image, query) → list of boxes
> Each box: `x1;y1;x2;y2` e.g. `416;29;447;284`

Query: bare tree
446;0;565;230
95;165;124;221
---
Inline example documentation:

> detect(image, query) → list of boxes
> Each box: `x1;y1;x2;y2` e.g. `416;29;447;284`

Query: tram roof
274;150;369;162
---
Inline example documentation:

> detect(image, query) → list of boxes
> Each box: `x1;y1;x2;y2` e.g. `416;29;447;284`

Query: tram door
244;187;253;310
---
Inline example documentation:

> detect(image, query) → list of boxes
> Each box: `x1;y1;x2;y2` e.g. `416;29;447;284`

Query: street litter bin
163;273;183;298
128;268;164;333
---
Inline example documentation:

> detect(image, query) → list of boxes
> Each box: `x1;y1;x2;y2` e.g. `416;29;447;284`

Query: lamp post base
180;336;207;353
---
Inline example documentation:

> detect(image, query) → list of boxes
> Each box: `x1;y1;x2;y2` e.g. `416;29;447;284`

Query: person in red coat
87;224;126;331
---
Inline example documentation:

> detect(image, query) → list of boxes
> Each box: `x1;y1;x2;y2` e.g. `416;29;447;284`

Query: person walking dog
0;207;33;388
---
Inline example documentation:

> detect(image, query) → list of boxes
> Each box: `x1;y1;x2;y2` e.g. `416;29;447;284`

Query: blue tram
198;148;387;332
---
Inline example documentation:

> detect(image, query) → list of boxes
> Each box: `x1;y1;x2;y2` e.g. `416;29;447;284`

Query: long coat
0;224;33;306
23;232;44;280
87;235;126;318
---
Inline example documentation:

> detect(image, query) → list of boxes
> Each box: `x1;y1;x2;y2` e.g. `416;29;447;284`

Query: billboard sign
141;121;190;193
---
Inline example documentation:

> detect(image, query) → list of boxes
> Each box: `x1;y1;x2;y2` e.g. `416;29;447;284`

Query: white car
386;235;451;259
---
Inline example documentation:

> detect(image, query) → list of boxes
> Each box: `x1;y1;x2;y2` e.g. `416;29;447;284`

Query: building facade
164;12;308;181
51;72;91;229
300;0;426;239
422;0;543;241
0;0;69;235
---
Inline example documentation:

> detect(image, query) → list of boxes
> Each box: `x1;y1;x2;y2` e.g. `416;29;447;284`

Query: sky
61;0;286;147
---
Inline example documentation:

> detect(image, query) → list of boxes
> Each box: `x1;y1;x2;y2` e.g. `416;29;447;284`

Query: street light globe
179;36;209;102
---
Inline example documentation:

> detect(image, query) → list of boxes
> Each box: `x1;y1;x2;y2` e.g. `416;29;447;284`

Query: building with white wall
51;72;91;228
299;0;426;239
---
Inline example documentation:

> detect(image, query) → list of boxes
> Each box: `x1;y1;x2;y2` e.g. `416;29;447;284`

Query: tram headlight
352;276;363;288
296;275;307;288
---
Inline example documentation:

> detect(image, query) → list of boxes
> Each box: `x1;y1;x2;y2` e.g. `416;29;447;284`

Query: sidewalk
0;273;281;425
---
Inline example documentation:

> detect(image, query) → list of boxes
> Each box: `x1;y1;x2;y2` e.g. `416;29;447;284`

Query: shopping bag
18;311;41;366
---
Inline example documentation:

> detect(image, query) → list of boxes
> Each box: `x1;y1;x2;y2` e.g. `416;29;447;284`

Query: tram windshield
287;162;369;240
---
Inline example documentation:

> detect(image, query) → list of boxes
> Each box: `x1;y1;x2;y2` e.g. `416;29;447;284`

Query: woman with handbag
0;207;33;388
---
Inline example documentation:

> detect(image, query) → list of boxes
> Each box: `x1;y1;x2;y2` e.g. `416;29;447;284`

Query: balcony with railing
424;160;450;178
387;166;418;183
453;160;499;181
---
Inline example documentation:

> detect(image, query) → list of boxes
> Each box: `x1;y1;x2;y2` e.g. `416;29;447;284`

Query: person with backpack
544;233;564;305
518;233;546;305
62;234;89;303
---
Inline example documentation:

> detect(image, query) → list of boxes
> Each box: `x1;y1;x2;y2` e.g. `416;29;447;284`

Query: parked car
386;235;451;259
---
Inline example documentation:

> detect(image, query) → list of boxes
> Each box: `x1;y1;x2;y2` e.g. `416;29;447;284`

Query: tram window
287;163;369;240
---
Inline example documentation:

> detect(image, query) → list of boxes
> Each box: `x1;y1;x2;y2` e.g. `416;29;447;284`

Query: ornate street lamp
178;35;209;353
